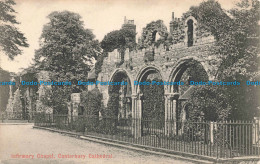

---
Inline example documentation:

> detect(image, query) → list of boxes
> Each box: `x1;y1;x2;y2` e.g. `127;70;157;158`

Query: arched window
187;19;193;47
152;31;157;42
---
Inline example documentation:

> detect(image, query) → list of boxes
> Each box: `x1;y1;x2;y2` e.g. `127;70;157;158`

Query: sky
0;0;237;73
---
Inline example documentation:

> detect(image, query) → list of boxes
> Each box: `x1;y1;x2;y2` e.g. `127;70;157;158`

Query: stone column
131;94;142;138
165;93;179;136
165;94;170;136
136;94;143;138
131;94;137;137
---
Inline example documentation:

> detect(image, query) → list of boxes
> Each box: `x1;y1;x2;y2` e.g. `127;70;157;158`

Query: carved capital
168;93;180;100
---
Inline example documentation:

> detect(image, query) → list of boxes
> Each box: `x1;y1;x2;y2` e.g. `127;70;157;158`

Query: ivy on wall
80;88;103;117
138;20;170;49
142;78;165;121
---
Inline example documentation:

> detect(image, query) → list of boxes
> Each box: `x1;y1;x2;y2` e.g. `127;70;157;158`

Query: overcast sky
0;0;237;73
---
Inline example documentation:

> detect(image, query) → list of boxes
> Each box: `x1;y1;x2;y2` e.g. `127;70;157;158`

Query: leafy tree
188;0;260;120
12;88;22;113
35;11;101;113
0;68;11;112
101;28;136;53
100;28;136;66
189;86;231;121
81;88;102;117
0;0;28;59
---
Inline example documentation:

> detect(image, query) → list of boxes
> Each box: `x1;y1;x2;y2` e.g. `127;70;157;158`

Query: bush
81;88;102;117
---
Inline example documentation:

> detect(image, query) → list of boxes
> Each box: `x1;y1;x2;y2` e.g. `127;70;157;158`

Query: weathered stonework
95;13;220;137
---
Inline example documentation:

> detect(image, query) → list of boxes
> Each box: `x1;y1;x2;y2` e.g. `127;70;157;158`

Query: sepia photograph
0;0;260;163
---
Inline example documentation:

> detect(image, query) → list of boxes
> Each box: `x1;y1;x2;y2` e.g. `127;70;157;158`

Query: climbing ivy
187;0;260;120
138;20;169;49
142;78;165;121
80;88;103;117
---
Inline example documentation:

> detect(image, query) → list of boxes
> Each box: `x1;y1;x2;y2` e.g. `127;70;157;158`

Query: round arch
109;68;134;94
184;16;197;46
135;65;165;94
167;56;209;93
106;68;133;122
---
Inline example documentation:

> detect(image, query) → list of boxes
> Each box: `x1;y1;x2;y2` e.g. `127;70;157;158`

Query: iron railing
1;111;36;121
34;114;260;159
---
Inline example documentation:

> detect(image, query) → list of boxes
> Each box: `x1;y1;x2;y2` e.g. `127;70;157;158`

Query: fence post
253;117;260;146
210;121;214;144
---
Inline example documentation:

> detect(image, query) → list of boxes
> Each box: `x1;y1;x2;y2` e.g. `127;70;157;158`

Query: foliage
142;78;165;121
0;68;11;112
189;0;232;41
188;86;231;121
80;88;103;116
188;0;260;120
100;28;136;67
138;20;169;49
34;112;48;124
101;28;136;53
12;88;22;112
35;11;101;113
106;92;120;118
69;117;86;132
0;0;29;59
94;52;108;76
179;62;208;95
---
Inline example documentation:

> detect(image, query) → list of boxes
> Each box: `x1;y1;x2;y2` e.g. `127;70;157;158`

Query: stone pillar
131;94;137;137
131;94;142;138
136;94;143;138
209;122;215;144
165;93;179;136
253;117;260;145
165;95;170;136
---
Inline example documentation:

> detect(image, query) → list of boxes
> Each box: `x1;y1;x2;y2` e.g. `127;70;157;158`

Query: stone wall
98;38;219;106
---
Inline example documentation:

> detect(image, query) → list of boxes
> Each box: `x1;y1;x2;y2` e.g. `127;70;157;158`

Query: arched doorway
134;66;165;137
167;58;209;135
106;69;132;133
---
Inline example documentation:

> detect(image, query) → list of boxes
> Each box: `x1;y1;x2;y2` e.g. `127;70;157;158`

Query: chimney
172;12;174;21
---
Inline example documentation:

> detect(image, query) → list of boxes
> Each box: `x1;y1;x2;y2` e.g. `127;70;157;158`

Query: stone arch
135;65;165;94
132;65;165;137
163;57;209;135
107;68;133;120
109;68;134;94
167;56;209;93
184;16;197;47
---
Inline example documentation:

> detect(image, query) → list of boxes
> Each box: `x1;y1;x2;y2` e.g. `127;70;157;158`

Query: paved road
0;124;192;164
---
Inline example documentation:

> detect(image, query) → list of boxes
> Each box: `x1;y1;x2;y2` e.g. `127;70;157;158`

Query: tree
80;88;102;117
95;28;136;74
35;11;101;113
101;29;136;65
188;0;260;120
12;88;22;113
0;68;11;112
0;0;28;60
101;28;136;53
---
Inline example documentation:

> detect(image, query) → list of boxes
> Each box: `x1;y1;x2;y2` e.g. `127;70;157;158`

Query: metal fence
1;111;36;121
34;114;260;159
